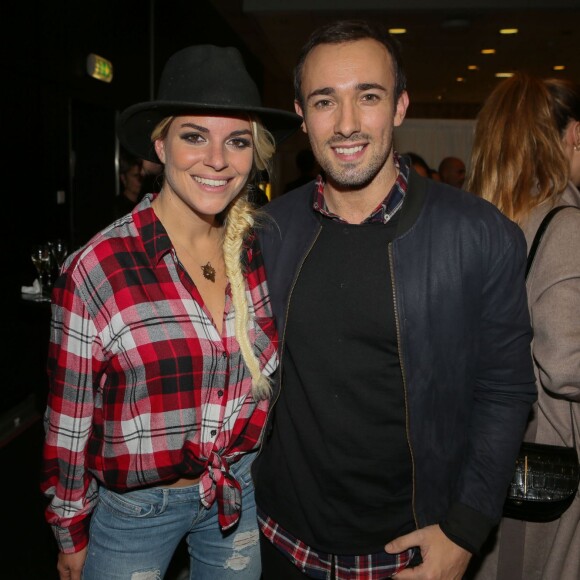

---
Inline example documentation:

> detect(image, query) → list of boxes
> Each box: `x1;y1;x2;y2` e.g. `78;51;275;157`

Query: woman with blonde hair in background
466;73;580;580
41;44;300;580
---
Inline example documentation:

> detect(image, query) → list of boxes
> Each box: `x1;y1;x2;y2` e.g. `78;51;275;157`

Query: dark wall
1;0;257;412
4;0;150;296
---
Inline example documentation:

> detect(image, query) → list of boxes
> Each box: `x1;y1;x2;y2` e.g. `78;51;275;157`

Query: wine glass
30;244;53;302
50;238;69;269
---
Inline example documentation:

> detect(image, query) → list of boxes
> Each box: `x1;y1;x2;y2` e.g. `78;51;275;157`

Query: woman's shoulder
523;185;580;245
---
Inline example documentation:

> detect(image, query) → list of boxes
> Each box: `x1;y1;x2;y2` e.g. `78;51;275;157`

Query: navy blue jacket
254;172;536;553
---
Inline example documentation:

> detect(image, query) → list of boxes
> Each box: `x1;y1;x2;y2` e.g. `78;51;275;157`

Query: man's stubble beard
313;134;394;191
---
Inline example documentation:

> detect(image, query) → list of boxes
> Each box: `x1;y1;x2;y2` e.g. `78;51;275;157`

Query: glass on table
50;238;68;269
30;243;53;302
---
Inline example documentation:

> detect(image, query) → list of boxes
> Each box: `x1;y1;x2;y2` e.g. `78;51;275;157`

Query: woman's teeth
194;176;228;186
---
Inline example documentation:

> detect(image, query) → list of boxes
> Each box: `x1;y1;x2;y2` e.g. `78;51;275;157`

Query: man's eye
313;99;332;109
362;93;380;102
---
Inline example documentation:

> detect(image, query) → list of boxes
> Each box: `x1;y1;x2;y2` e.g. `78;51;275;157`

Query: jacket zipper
389;242;419;530
256;224;323;458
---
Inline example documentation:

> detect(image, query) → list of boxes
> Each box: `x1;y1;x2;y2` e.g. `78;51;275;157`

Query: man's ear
394;91;409;128
154;139;166;164
295;100;307;134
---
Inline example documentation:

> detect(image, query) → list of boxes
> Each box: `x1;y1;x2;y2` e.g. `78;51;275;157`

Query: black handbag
503;440;579;521
503;205;580;522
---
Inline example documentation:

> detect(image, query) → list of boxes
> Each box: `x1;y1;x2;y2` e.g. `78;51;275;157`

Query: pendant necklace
201;261;216;282
173;237;223;284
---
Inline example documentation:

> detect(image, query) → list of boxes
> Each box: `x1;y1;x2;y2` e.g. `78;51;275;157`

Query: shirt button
217;390;224;397
210;429;217;436
222;352;228;358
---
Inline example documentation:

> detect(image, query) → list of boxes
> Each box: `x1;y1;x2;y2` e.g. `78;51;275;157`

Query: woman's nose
203;143;228;171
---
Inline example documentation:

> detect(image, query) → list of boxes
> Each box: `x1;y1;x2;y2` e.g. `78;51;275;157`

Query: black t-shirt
256;215;415;554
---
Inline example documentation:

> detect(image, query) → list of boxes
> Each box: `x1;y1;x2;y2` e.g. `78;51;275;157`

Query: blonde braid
223;193;272;401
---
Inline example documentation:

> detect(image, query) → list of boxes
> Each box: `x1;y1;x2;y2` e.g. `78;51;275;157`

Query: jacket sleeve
441;221;537;553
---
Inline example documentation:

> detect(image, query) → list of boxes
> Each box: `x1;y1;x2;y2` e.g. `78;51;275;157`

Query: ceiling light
499;28;518;34
468;65;479;70
495;72;514;78
456;77;465;82
553;65;566;71
481;49;496;55
389;28;407;34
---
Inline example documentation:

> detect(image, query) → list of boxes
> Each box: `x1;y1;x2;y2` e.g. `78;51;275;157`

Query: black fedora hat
118;45;302;163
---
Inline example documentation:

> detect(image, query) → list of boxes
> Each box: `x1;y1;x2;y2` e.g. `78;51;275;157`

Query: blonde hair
152;115;276;400
466;72;569;224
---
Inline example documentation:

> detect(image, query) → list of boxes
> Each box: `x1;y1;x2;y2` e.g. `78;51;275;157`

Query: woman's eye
181;132;205;144
229;138;252;149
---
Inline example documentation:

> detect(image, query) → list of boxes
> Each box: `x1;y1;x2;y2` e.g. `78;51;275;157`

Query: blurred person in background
438;156;466;189
115;150;144;218
466;73;580;580
404;151;430;177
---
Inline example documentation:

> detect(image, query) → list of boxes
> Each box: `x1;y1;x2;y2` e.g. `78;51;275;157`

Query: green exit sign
86;54;113;83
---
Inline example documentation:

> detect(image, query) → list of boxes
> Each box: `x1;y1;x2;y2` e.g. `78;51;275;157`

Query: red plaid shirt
41;194;278;553
259;510;414;580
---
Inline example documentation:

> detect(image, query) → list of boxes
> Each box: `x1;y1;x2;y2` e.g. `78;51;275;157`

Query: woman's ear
154;139;166;164
572;120;580;151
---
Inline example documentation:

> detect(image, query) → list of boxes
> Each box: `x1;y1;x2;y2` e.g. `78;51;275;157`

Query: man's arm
443;221;536;551
388;215;536;575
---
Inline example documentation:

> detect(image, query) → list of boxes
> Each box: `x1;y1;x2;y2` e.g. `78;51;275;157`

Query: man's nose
334;101;361;138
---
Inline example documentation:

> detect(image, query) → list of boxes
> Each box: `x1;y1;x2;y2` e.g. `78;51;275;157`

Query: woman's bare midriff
163;476;202;488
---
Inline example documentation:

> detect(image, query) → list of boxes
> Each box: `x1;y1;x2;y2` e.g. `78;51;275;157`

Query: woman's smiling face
155;114;254;219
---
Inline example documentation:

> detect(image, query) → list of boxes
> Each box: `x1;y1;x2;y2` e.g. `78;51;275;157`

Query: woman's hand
57;547;87;580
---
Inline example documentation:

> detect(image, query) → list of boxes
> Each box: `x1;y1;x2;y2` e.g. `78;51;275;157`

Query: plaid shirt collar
312;152;409;224
131;193;174;268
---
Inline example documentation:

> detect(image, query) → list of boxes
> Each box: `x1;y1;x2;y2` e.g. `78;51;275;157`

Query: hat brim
118;101;303;163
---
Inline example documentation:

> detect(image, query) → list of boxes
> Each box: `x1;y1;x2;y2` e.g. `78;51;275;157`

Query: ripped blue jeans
82;452;260;579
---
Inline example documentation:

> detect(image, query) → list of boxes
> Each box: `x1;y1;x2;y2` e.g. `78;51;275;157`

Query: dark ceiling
208;0;580;118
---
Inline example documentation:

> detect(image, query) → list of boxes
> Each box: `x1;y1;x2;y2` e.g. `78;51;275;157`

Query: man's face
121;165;143;197
295;39;408;193
441;158;466;189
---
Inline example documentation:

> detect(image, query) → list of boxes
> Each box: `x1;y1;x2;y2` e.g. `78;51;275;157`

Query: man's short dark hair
294;19;407;108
